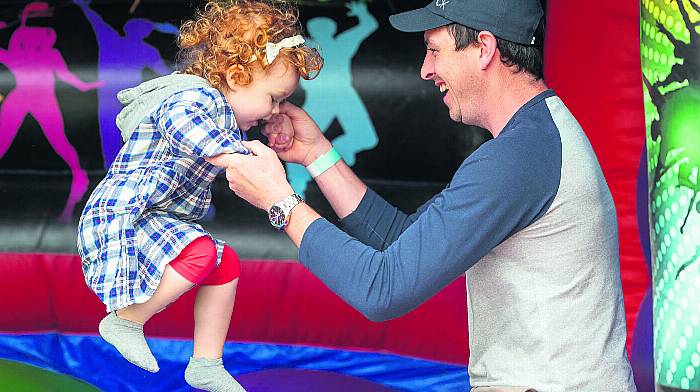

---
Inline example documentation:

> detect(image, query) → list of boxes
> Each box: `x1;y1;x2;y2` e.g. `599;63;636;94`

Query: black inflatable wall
0;0;489;257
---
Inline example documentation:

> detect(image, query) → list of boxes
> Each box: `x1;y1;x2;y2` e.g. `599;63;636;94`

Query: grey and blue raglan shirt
299;90;636;392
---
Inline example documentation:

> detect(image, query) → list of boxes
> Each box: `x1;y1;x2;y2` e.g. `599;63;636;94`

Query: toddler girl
77;1;322;390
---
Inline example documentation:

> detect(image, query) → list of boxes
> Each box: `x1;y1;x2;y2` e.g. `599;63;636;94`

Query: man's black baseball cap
389;0;544;45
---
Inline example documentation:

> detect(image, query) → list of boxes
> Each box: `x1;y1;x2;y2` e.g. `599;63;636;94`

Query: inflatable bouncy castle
1;0;693;390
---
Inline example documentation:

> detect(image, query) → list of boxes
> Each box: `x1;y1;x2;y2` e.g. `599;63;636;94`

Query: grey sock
98;311;159;373
184;357;247;392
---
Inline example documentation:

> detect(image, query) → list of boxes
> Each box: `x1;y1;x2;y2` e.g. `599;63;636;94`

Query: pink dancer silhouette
0;2;102;222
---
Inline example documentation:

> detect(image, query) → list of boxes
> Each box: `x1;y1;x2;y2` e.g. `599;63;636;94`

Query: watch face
268;205;286;229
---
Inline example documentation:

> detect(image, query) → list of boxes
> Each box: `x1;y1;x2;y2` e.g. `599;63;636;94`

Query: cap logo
435;0;449;10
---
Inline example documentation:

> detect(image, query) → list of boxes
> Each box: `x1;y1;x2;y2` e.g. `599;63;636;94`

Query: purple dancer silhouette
73;0;175;168
0;2;102;222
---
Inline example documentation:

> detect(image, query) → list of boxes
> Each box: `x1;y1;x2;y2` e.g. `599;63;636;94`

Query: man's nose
420;53;434;81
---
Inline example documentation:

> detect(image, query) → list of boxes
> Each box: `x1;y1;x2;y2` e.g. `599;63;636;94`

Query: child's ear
225;63;263;90
225;65;238;91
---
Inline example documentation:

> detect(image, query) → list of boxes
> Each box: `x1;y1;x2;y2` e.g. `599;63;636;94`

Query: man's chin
447;110;461;123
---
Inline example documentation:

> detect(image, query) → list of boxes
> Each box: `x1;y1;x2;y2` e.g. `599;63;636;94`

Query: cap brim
389;6;452;32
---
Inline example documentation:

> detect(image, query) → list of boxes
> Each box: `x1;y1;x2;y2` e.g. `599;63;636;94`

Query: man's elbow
356;301;408;323
362;309;393;323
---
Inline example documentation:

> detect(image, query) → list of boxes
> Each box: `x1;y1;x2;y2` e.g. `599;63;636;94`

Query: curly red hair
178;0;323;89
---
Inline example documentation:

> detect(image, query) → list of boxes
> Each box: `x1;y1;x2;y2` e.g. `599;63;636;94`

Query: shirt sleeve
338;188;440;250
298;136;559;322
153;88;249;158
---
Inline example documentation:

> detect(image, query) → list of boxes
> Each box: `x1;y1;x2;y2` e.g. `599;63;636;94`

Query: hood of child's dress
116;72;211;142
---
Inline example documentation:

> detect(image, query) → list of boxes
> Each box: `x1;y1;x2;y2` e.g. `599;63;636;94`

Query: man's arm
214;135;558;322
262;103;369;219
306;144;367;220
296;144;552;321
285;161;421;251
261;103;431;248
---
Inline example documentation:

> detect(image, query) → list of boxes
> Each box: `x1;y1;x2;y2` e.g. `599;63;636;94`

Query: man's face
421;27;481;124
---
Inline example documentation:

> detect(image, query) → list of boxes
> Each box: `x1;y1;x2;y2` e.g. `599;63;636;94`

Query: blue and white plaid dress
78;87;248;311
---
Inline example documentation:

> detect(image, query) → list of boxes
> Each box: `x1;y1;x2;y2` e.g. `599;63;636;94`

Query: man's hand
262;102;333;167
206;141;294;211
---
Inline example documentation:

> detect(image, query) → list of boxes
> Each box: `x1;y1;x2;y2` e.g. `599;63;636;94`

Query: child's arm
153;89;251;159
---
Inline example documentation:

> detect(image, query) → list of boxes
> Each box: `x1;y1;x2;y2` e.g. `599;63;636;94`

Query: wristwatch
268;193;305;231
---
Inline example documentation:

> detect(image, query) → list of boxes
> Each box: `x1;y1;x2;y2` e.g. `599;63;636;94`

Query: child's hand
263;114;294;152
262;102;331;166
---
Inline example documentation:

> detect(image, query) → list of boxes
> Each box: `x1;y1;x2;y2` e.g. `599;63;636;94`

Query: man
209;0;636;390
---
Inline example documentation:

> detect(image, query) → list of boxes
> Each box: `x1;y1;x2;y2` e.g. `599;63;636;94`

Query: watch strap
269;193;304;231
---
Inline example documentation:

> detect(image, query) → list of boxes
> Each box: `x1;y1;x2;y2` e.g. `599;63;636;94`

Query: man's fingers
205;153;240;168
241;140;271;156
279;101;305;119
261;125;274;137
266;132;279;147
279;101;298;113
225;167;239;184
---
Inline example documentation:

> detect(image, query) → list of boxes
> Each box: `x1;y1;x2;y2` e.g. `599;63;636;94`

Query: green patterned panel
642;0;700;390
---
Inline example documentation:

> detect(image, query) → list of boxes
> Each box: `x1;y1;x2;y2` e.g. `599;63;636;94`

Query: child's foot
184;357;246;392
98;311;159;373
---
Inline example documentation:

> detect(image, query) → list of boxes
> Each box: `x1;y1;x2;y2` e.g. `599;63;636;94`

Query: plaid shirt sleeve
153;88;249;158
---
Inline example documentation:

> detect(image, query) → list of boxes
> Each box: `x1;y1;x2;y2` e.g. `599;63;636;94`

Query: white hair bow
265;35;305;64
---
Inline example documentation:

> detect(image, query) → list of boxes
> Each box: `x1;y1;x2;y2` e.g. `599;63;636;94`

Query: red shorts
168;236;240;285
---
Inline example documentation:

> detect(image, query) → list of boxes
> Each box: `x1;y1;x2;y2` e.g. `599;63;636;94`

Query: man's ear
477;31;498;71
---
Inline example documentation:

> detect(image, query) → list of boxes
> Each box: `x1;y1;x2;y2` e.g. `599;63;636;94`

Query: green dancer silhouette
287;1;378;197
